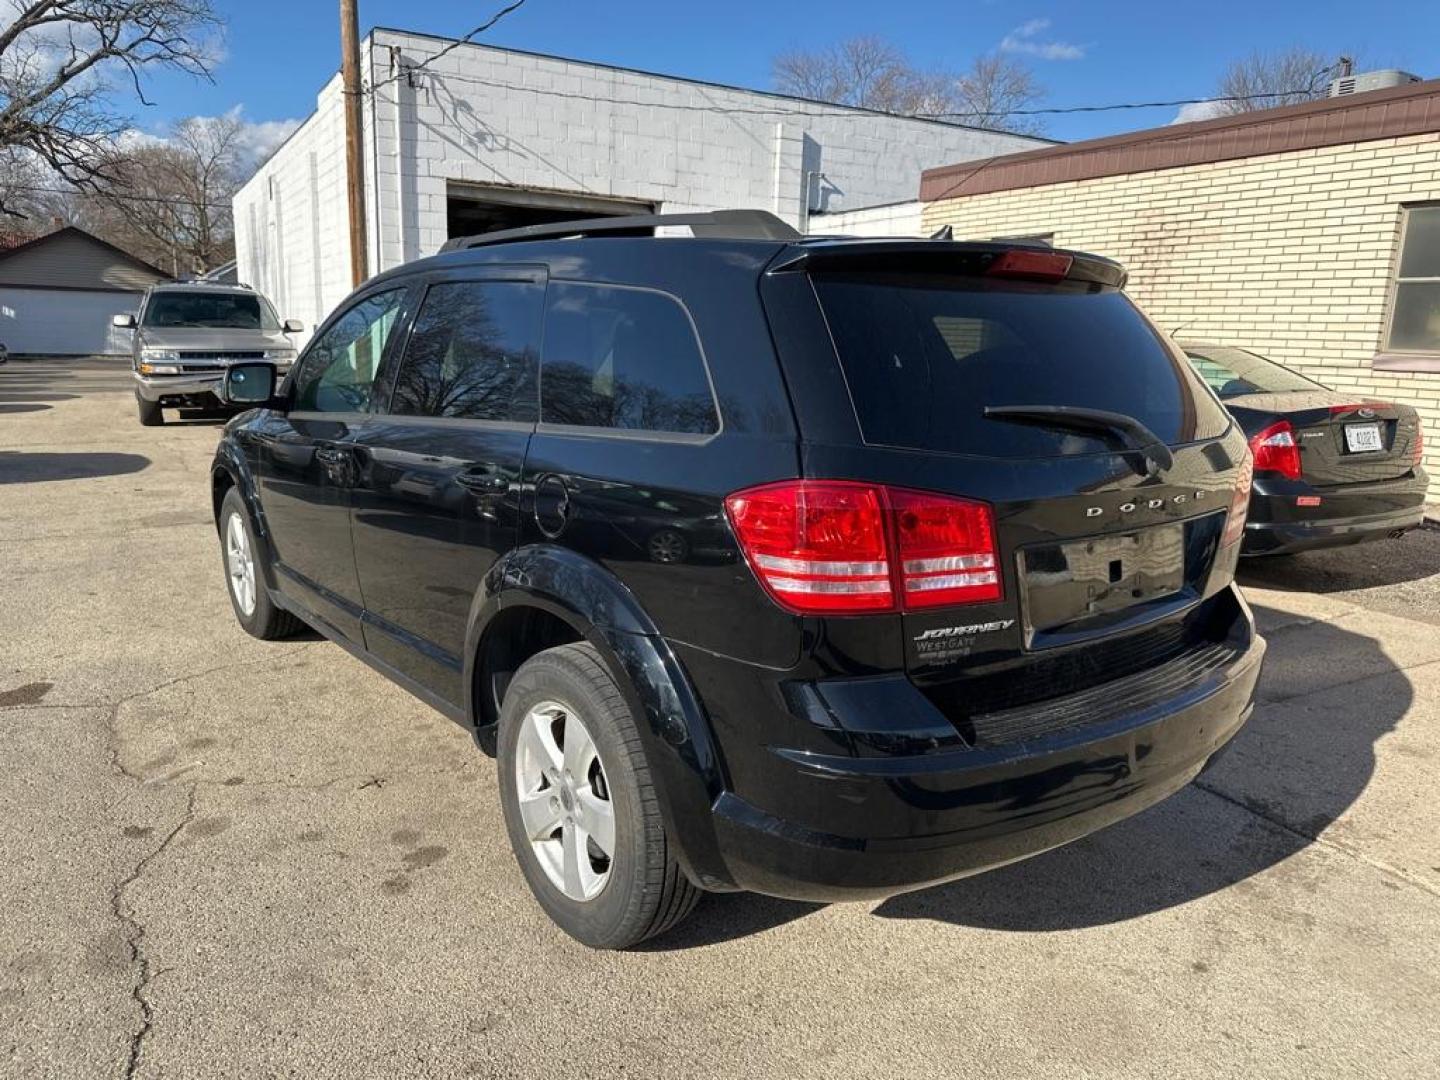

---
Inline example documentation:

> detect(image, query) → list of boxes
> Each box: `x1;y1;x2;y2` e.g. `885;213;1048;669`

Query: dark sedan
1182;343;1428;556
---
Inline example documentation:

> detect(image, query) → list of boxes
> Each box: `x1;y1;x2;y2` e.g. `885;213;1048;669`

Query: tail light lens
1249;420;1301;480
1413;420;1425;467
1222;451;1253;548
724;481;1000;615
889;489;1000;608
723;482;893;613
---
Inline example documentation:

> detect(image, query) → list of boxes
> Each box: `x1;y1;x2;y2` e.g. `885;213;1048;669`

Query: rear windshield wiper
983;404;1176;476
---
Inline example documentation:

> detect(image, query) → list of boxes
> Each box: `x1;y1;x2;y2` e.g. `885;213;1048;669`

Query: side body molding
463;543;737;890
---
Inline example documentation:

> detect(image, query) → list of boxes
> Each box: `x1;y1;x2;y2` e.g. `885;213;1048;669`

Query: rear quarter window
539;282;719;437
814;274;1229;458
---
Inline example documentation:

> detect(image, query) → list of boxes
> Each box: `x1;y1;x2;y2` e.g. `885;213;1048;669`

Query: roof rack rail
440;209;801;252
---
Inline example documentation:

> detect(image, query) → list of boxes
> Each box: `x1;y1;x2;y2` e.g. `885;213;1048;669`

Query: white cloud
999;19;1087;61
1170;99;1231;125
128;106;302;174
228;111;302;172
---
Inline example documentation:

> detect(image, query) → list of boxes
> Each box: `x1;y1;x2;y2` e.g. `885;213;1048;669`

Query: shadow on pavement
0;402;51;415
1237;526;1439;594
871;602;1407;931
0;450;150;484
636;893;825;952
650;601;1408;945
0;390;79;403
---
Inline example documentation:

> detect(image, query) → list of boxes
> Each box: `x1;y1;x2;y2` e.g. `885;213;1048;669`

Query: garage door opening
446;183;655;241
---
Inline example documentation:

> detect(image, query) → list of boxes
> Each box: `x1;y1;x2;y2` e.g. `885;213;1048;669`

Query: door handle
315;446;349;465
455;467;509;494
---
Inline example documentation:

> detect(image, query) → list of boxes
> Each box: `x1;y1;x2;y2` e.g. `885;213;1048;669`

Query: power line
921;88;1336;120
371;0;529;93
373;61;1335;129
1;182;233;210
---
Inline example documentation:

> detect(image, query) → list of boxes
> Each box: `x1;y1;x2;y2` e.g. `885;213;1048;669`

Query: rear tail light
1249;420;1301;480
984;249;1073;282
1222;451;1253;548
889;488;1000;608
1413;419;1425;467
724;481;1000;615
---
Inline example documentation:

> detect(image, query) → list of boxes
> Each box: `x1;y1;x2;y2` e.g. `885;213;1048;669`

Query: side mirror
112;313;137;330
221;362;280;407
283;318;305;334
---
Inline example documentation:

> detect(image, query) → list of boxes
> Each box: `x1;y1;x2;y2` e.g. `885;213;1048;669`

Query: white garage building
0;227;169;356
234;28;1048;340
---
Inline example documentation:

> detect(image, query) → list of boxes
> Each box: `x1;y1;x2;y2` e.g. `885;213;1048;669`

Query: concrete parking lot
3;356;1439;1080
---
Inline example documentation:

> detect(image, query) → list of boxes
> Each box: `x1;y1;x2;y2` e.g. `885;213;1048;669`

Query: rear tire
497;643;701;949
218;487;303;640
136;395;164;427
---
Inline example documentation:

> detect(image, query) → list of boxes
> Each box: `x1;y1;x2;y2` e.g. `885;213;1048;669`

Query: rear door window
389;279;543;421
813;274;1230;457
539;282;719;436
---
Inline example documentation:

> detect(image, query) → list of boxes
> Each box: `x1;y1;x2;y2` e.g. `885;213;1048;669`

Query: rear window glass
1183;345;1325;398
814;275;1229;458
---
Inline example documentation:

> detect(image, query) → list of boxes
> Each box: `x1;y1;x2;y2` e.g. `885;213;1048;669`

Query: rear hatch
760;243;1251;740
1228;391;1419;486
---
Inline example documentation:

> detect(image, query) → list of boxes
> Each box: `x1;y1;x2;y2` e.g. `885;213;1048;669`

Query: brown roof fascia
921;78;1440;203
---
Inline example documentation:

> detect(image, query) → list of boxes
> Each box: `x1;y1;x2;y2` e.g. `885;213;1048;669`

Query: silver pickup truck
115;282;303;426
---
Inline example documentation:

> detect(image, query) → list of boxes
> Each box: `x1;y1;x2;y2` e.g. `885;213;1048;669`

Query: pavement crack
1193;778;1440;901
101;645;318;783
111;783;198;1080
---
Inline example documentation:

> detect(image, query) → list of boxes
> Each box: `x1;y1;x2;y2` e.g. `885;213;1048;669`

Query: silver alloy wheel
514;700;616;901
225;512;257;617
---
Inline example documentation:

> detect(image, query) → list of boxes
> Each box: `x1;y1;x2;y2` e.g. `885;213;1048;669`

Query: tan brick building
920;80;1440;500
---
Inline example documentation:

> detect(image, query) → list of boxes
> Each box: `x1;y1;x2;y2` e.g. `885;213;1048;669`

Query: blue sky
135;0;1438;155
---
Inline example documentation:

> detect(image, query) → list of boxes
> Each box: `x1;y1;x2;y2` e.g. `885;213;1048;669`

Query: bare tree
0;0;221;216
772;36;1046;133
1214;48;1344;114
61;111;241;272
954;55;1046;136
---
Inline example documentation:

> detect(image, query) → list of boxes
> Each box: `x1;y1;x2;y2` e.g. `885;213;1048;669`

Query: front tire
218;487;302;640
497;643;701;949
136;395;164;426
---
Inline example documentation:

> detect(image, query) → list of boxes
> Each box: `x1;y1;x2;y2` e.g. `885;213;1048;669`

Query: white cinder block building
234;28;1046;337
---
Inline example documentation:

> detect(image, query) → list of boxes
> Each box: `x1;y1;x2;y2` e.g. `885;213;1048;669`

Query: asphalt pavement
2;356;1438;1079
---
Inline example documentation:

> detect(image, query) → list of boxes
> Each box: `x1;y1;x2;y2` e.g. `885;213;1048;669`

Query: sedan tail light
724;481;1000;615
1249;420;1301;480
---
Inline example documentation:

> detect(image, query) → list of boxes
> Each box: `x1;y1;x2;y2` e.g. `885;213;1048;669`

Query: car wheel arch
464;544;737;891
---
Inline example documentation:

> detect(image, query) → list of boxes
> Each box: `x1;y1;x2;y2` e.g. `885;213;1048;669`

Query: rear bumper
708;610;1265;902
1243;471;1428;555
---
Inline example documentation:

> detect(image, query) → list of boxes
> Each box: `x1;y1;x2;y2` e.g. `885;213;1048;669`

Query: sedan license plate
1345;423;1383;453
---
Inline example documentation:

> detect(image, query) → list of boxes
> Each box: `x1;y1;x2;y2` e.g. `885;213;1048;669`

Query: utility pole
340;0;368;287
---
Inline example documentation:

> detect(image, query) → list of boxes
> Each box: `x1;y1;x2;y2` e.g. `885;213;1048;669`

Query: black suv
211;211;1265;948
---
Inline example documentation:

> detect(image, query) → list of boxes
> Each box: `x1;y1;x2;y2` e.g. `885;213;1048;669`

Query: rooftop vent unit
1328;69;1422;97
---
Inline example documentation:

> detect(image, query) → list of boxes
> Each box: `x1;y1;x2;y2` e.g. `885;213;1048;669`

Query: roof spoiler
441;209;802;252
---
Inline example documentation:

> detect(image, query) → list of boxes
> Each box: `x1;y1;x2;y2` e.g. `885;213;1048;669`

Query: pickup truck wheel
136;395;164;427
497;643;701;949
218;487;302;640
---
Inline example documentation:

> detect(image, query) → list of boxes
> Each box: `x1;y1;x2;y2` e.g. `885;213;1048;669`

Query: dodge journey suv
210;210;1265;948
117;281;303;426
